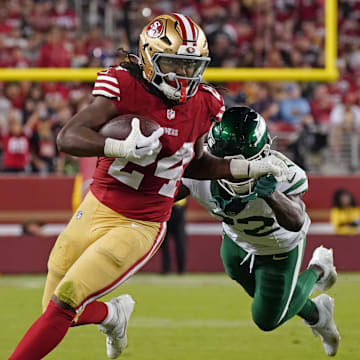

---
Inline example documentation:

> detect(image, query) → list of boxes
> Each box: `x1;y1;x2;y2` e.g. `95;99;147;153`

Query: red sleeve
92;67;121;100
92;66;136;116
199;84;225;122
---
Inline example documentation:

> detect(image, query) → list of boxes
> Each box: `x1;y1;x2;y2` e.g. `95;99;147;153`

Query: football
99;114;160;140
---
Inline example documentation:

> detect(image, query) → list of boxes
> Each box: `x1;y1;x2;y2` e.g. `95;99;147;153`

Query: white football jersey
182;157;311;255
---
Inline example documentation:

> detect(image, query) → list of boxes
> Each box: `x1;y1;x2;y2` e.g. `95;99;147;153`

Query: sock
299;299;319;325
71;301;108;327
9;300;75;360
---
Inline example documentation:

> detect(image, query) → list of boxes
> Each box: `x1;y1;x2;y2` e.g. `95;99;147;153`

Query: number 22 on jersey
108;142;194;198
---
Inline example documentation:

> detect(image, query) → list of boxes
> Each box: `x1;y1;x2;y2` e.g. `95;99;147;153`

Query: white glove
269;150;291;182
104;118;164;160
230;154;289;181
249;154;289;182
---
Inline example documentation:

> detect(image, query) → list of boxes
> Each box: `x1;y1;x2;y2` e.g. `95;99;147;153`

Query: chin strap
179;87;187;102
178;79;189;103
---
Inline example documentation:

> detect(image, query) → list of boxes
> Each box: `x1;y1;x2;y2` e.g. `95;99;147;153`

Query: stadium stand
0;0;359;174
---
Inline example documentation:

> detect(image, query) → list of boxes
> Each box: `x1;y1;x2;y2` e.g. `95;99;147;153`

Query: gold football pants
42;191;166;311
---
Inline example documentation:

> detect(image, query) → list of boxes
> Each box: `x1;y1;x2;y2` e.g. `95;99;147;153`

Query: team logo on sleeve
147;20;164;38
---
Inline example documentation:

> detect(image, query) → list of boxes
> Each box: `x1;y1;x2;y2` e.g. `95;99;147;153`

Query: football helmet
139;13;210;103
208;106;271;197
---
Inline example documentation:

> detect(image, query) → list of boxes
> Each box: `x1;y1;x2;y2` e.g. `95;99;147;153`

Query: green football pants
220;233;318;331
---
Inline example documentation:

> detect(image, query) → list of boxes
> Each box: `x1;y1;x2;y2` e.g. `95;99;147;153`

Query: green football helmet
208;106;271;197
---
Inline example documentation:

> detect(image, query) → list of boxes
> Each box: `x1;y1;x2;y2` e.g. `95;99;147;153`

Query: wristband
104;138;126;158
229;159;250;179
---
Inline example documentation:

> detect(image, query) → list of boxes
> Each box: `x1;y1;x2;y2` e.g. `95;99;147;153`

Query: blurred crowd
0;0;360;174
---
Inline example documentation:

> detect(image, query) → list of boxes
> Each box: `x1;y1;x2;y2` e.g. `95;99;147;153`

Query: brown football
100;114;160;140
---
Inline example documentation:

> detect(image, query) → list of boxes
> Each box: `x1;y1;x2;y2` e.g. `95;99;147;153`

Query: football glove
241;174;278;202
104;117;164;160
230;154;289;181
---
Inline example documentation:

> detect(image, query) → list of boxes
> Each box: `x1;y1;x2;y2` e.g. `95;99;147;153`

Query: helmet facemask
218;142;271;198
152;53;210;102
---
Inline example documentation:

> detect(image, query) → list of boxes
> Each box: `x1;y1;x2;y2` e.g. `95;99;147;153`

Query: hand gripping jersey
182;156;311;255
90;66;225;222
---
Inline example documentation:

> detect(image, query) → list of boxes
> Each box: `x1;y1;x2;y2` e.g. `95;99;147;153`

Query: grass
0;273;359;359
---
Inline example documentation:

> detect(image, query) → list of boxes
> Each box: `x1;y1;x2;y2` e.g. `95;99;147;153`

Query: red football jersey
90;66;224;222
2;133;30;170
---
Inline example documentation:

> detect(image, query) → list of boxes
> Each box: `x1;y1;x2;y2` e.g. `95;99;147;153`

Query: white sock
101;301;116;326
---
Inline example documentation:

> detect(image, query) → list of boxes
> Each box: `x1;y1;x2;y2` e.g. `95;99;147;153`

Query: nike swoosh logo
131;222;143;229
135;145;146;150
288;173;296;183
272;255;288;261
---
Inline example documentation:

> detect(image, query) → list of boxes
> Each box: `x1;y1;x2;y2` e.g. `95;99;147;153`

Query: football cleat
308;246;337;292
98;294;136;359
307;294;340;356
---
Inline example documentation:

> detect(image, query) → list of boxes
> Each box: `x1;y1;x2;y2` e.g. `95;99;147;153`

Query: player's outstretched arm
57;97;119;157
184;137;289;180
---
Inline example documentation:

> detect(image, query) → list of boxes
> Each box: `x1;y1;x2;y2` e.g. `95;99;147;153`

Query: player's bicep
65;96;119;131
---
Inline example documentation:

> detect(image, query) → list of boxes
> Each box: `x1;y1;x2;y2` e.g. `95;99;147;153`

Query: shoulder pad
199;84;225;122
277;162;308;196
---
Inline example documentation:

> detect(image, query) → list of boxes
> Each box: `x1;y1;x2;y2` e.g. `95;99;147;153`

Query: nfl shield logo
167;109;175;120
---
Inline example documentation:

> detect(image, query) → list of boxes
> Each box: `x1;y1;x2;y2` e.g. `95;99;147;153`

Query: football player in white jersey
178;106;340;357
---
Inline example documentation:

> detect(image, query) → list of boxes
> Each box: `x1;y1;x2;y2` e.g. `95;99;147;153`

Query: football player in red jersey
9;14;289;360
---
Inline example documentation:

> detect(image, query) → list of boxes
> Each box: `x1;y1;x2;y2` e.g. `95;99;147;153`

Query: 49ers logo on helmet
146;20;163;38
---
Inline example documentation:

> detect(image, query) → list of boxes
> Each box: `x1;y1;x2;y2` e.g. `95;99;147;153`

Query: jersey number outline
108;142;193;198
217;214;280;237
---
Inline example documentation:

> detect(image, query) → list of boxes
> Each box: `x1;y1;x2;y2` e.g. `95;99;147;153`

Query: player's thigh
252;240;305;330
54;219;165;309
47;191;104;278
220;234;255;297
44;191;115;309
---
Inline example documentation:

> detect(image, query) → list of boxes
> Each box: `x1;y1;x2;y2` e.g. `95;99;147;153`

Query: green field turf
1;273;359;360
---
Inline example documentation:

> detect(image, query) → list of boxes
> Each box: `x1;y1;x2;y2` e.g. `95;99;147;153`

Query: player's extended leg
221;234;317;331
10;221;165;360
42;192;110;311
9;192;166;360
299;247;340;356
56;219;165;358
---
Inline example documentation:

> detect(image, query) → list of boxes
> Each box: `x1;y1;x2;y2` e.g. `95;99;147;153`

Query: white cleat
98;294;136;359
307;294;340;357
308;246;337;292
